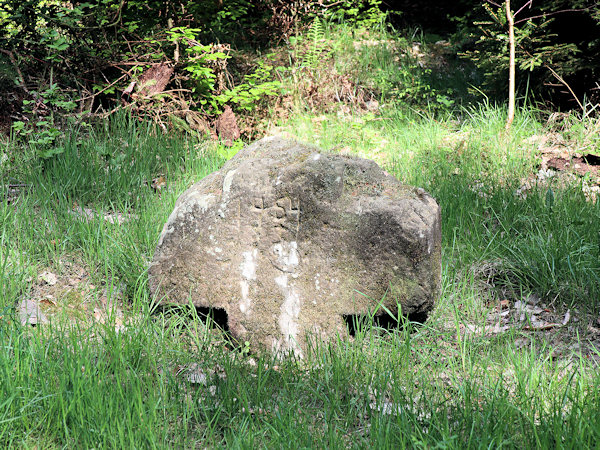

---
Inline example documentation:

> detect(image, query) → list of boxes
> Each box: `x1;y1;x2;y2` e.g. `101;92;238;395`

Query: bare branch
514;0;533;18
78;73;129;102
515;3;600;25
545;65;584;111
0;49;30;93
486;0;502;8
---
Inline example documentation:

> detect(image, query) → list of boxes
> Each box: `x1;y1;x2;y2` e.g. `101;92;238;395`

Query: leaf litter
517;121;600;202
456;292;600;364
69;205;138;225
17;259;133;334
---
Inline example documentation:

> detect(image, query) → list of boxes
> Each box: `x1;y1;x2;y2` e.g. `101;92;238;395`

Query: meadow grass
1;25;600;448
0;106;598;448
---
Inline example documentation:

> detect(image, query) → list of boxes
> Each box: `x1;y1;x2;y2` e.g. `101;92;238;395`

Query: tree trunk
506;0;515;131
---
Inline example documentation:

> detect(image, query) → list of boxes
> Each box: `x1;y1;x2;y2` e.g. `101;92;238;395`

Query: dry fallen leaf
67;277;80;286
39;296;57;307
151;176;166;191
495;300;510;312
562;309;571;326
463;323;510;335
93;307;106;324
523;322;562;331
114;316;125;333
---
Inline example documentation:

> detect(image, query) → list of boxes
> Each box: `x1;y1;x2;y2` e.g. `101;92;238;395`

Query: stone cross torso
149;137;441;356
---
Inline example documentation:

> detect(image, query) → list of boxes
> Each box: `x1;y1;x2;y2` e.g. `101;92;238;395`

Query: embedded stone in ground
148;136;441;356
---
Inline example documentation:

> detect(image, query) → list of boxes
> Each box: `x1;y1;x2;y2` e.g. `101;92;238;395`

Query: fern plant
301;18;326;69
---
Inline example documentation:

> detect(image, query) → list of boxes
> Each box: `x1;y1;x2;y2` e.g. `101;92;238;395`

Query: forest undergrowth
1;21;600;448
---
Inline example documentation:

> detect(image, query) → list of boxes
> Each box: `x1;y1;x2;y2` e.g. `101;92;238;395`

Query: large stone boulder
149;137;441;356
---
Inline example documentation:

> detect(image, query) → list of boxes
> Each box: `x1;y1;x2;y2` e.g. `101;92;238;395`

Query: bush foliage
1;0;599;148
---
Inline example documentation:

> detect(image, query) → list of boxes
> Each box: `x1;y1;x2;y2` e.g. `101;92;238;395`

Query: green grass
1;24;600;448
1;302;600;447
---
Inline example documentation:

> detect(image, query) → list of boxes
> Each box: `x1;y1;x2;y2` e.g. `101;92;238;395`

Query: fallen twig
523;323;563;331
79;72;129;102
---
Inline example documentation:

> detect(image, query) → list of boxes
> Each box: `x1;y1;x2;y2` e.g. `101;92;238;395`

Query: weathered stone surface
149;137;441;356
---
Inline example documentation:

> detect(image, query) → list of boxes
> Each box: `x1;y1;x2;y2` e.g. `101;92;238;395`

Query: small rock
18;299;49;326
39;271;58;286
186;364;208;384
